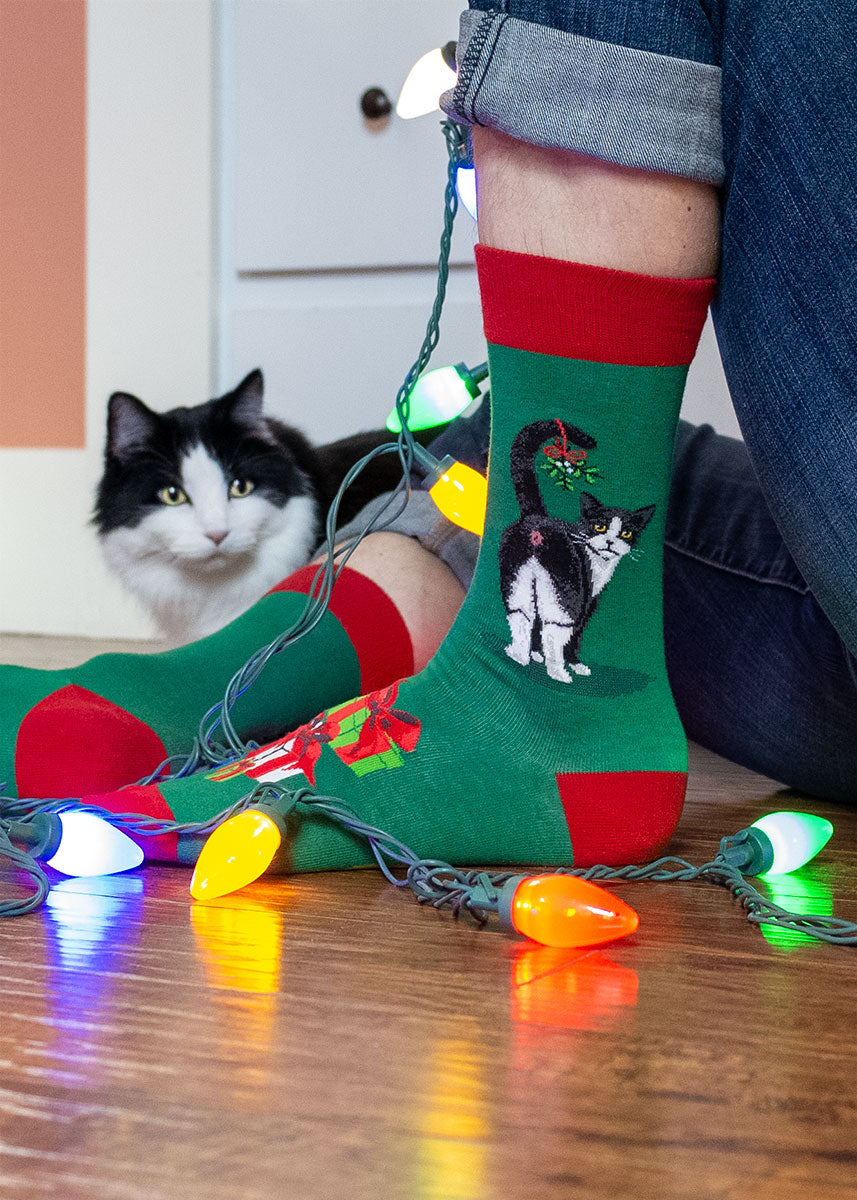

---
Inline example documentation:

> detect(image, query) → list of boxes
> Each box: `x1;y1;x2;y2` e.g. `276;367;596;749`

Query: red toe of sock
15;685;168;798
556;770;687;866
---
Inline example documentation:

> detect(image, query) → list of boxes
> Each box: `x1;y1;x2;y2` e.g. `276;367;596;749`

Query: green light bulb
387;363;485;432
751;812;833;876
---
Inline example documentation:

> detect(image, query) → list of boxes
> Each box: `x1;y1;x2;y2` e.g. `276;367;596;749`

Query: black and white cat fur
94;370;411;645
499;420;654;682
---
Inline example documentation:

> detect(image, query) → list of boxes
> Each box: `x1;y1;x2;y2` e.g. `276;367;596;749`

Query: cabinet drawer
232;0;471;272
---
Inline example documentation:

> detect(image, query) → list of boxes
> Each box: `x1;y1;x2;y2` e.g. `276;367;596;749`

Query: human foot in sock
82;251;715;872
1;563;413;800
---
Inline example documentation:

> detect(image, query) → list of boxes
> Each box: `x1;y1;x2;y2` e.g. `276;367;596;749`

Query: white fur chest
584;516;629;596
99;443;319;644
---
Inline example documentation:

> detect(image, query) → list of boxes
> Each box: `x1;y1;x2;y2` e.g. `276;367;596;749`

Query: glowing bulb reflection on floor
416;1026;489;1200
511;946;639;1030
190;897;284;994
759;870;835;948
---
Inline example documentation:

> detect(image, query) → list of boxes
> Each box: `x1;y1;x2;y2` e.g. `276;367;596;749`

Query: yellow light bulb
190;810;282;901
429;461;487;535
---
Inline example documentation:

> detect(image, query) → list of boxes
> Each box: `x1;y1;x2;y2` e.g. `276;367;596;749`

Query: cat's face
94;370;318;577
578;491;654;562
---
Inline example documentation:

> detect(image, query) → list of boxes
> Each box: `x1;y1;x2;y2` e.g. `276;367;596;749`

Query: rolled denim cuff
441;9;724;185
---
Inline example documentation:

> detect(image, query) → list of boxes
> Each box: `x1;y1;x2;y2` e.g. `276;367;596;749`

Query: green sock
2;565;412;799
85;249;715;871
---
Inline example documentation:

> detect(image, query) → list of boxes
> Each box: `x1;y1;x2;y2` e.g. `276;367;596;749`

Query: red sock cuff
269;565;414;692
475;245;716;367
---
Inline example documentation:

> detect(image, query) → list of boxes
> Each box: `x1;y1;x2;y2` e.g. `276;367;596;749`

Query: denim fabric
711;2;857;666
433;0;857;800
472;0;719;64
664;424;857;806
443;10;723;182
341;411;857;802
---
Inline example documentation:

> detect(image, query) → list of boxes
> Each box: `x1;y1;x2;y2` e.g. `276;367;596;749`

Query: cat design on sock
94;369;425;645
499;419;654;682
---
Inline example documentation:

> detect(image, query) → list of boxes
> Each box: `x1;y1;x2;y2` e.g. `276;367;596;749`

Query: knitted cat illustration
499;419;654;682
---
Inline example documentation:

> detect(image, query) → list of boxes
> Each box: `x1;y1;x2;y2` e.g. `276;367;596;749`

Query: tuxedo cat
499;420;654;682
94;370;416;645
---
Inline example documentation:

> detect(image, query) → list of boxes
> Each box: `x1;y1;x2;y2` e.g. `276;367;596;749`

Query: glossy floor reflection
1;743;856;1200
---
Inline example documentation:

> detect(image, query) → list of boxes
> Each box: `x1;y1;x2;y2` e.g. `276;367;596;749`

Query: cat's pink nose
206;530;228;546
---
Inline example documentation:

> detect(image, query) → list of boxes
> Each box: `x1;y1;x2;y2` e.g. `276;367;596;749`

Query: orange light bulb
503;875;638;948
428;461;487;535
190;810;282;901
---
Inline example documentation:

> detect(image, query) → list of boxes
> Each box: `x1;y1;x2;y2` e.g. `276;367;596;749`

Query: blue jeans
416;407;857;804
437;0;857;802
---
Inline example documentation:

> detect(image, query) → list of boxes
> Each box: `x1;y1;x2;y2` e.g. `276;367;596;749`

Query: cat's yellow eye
620;529;633;539
157;485;188;506
229;478;255;498
593;523;607;533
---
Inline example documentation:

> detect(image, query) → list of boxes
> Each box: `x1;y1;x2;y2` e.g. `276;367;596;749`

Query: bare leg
317;533;465;672
473;128;719;278
317;141;718;679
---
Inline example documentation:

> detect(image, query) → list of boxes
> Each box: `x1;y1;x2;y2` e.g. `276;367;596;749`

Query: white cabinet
233;0;472;270
219;0;737;445
221;0;483;441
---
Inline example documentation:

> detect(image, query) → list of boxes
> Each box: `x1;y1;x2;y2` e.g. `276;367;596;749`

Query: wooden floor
1;638;856;1199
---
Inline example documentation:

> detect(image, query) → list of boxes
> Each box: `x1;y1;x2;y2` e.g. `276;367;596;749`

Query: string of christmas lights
2;118;854;953
3;783;855;945
138;119;479;779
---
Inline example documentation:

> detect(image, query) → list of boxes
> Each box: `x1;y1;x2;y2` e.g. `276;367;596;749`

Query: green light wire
0;818;50;917
0;120;469;916
138;118;470;779
405;858;857;947
5;783;857;945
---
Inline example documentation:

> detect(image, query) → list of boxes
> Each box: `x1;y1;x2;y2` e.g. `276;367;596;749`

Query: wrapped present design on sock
207;712;332;786
206;683;421;787
327;684;421;777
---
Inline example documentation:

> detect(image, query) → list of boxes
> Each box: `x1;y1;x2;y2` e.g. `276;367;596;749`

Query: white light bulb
751;812;833;876
455;166;477;220
46;812;144;877
396;47;457;119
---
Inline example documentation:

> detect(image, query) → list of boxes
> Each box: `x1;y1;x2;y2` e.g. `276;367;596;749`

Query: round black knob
360;86;393;120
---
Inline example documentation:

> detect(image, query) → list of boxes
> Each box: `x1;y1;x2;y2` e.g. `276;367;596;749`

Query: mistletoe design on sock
540;419;602;492
499;420;654;682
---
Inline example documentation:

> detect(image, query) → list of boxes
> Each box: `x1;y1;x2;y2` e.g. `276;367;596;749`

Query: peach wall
0;0;86;447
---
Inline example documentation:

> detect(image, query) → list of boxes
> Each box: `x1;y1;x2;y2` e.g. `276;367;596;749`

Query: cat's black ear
226;369;265;428
579;491;602;517
630;504;656;530
106;392;159;458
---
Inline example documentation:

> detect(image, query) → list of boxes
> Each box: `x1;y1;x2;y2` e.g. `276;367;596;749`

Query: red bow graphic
244;712;333;786
542;420;587;464
335;684;421;765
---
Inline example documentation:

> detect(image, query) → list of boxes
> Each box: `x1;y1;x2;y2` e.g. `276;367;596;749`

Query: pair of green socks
2;565;413;800
61;247;714;872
